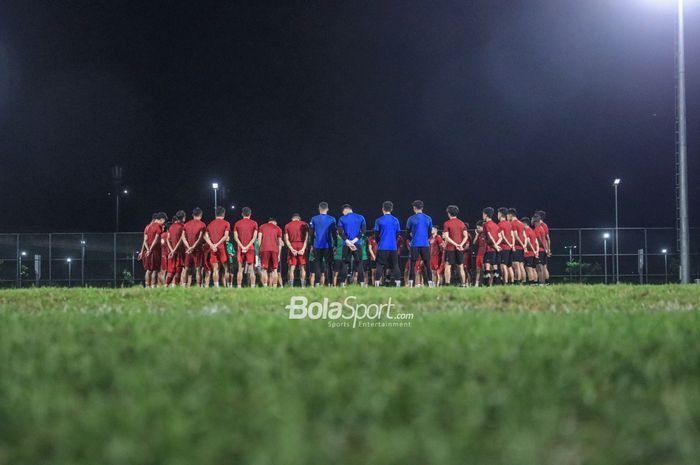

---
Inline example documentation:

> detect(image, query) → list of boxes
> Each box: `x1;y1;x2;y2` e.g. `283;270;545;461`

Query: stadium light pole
613;178;621;283
675;0;690;283
66;258;72;287
662;248;669;284
80;239;86;287
212;182;219;210
603;233;610;284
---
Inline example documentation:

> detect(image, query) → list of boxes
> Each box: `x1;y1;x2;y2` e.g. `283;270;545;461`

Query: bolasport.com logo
286;296;413;328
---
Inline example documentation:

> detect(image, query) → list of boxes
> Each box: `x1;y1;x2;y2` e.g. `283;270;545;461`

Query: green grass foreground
0;285;699;465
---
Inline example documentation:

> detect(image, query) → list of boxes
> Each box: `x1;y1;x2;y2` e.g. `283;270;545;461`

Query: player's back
234;218;258;244
208;218;231;243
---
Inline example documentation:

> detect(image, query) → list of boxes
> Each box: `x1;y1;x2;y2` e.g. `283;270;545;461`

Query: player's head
163;221;171;231
497;207;508;220
318;201;329;214
291;213;301;221
520;217;531;228
535;210;546;221
446;205;459;218
532;214;541;225
476;220;484;232
192;207;203;219
382;201;393;213
412;200;424;213
175;210;186;222
482;207;494;220
342;204;352;215
431;225;438;236
507;208;517;220
268;217;277;224
151;212;159;222
241;207;252;218
215;206;226;218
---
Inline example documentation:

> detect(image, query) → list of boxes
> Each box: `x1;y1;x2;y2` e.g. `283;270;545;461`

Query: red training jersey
511;219;525;250
483;219;501;252
476;231;487;256
443;218;467;251
207;218;231;244
144;222;162;250
284;220;309;246
525;227;538;257
234;218;258;245
429;234;444;260
259;222;282;253
368;236;378;258
184;219;206;250
498;219;513;251
168;222;185;250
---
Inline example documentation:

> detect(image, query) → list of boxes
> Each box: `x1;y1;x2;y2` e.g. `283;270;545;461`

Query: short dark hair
151;212;159;221
291;213;301;219
382;201;393;212
497;207;508;218
483;207;494;218
341;204;352;210
192;207;203;217
412;200;424;210
163;222;171;231
319;201;329;210
508;208;517;217
532;214;542;223
476;220;484;227
535;210;546;220
268;217;276;222
520;216;530;225
158;212;168;221
446;205;459;217
241;207;252;217
175;210;186;221
215;206;226;217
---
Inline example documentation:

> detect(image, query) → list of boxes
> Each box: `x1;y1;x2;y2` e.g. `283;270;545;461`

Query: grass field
1;285;699;465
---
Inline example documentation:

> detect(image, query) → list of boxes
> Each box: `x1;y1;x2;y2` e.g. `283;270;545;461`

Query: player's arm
182;233;192;253
405;218;413;241
487;231;501;251
459;229;468;248
219;230;230;247
300;227;308;253
516;228;526;248
444;231;460;248
233;229;245;249
545;233;551;256
284;232;295;255
245;228;258;250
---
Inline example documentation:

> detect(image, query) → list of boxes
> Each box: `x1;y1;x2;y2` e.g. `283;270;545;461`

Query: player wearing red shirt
481;207;501;287
443;205;468;287
508;208;526;284
533;213;549;284
535;210;551;283
368;235;378;279
165;211;186;286
522;217;540;284
139;212;166;288
284;213;309;287
181;207;206;287
233;207;259;288
497;207;515;284
204;206;231;287
429;226;444;286
259;218;283;287
159;226;169;286
473;221;487;287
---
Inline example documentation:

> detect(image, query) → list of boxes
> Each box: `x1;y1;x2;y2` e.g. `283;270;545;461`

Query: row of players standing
139;200;552;288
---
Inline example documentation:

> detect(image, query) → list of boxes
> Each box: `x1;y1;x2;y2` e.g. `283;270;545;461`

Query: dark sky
0;0;698;232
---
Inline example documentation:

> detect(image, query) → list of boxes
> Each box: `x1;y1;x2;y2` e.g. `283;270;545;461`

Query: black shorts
512;249;524;262
525;256;536;268
499;250;512;267
538;251;548;265
483;251;497;265
445;250;464;265
333;259;345;273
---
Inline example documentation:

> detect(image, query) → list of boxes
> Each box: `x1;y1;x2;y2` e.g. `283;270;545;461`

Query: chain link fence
1;228;698;287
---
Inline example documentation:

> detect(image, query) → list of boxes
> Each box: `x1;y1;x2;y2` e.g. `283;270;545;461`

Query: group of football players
138;201;551;288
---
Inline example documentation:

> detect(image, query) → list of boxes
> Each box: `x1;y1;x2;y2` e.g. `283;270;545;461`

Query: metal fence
1;227;698;287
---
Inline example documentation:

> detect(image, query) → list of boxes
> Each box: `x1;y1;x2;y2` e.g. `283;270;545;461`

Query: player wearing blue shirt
309;201;337;286
338;204;367;286
373;201;402;287
405;200;433;287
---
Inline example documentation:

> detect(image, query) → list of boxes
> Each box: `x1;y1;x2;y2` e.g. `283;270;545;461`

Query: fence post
578;229;582;283
16;233;20;288
113;233;117;288
643;229;649;284
48;233;52;286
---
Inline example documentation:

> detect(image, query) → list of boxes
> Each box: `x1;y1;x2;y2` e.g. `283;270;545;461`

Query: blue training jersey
374;214;401;251
406;212;432;248
338;212;366;242
310;214;337;249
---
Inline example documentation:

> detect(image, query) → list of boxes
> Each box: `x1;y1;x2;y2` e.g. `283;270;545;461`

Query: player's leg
444;252;452;287
390;251;401;286
248;250;257;287
374;251;385;286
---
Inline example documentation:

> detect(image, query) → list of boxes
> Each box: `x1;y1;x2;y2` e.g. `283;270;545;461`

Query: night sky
0;0;698;232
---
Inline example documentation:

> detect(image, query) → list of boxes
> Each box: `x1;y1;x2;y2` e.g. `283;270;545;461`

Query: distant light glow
21;251;27;256
613;178;621;185
661;249;668;254
123;189;128;195
66;258;72;263
212;182;219;189
603;233;610;239
230;204;236;210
